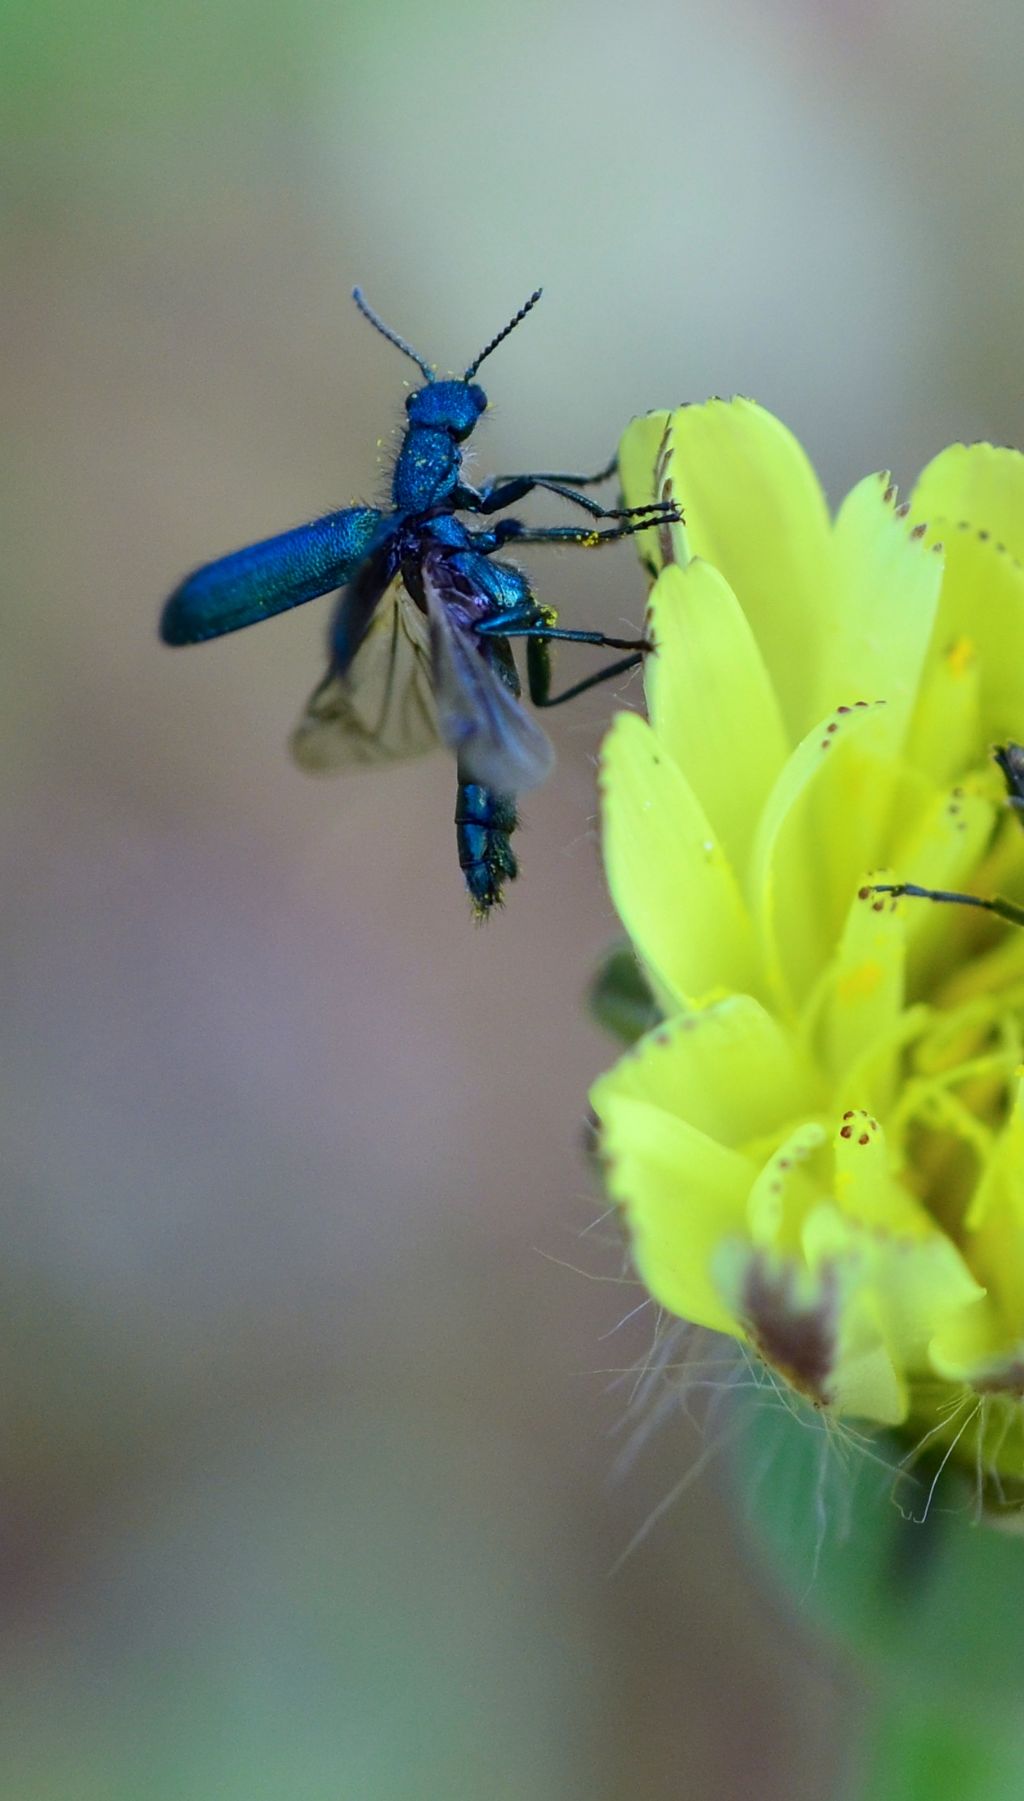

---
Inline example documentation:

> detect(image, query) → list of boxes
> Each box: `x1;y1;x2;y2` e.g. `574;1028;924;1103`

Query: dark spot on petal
742;1259;837;1405
858;1132;870;1146
975;1359;1024;1397
840;1125;852;1139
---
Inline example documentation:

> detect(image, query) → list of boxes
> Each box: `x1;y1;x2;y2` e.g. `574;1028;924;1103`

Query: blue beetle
161;289;677;913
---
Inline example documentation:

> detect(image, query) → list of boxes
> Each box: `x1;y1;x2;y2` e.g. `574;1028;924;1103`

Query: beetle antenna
352;289;435;382
465;289;543;379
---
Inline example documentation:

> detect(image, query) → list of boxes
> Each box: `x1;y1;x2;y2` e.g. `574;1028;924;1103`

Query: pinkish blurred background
4;0;1023;1792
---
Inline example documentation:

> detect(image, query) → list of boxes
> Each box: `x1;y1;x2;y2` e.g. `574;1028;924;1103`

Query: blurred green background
4;0;1024;1794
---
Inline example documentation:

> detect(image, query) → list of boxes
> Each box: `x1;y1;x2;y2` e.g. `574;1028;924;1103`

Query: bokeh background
4;1;1024;1794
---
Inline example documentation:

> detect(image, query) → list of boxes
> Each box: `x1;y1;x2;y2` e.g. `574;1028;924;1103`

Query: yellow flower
590;401;1024;1489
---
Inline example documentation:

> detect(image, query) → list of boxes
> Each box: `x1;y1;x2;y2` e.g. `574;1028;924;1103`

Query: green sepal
588;943;661;1045
851;1695;1024;1801
732;1391;1024;1708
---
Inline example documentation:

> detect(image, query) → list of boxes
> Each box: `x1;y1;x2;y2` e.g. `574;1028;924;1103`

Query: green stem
732;1395;1024;1795
849;1694;1024;1801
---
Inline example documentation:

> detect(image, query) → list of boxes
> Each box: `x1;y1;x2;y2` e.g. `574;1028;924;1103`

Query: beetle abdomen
455;783;519;916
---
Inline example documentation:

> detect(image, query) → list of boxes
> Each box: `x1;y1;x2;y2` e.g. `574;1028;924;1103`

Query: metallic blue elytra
160;286;680;914
161;506;383;645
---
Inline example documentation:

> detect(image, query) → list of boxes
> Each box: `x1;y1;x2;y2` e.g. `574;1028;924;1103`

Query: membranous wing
421;550;555;794
290;573;440;772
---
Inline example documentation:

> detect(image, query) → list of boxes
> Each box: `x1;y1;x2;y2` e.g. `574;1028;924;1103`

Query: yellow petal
887;782;998;994
906;634;981;789
592;998;820;1149
804;1204;983;1348
747;1123;829;1253
816;473;943;759
803;1204;984;1421
714;1153;983;1424
749;700;889;1010
595;1095;753;1335
911;442;1024;563
831;1111;931;1237
596;408;1024;1468
927;1294;1024;1392
712;1243;844;1408
617;410;690;571
644;561;789;875
942;1074;1024;1361
965;1070;1024;1232
812;877;907;1105
656;400;834;739
713;1232;911;1424
916;529;1024;746
600;711;757;1008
